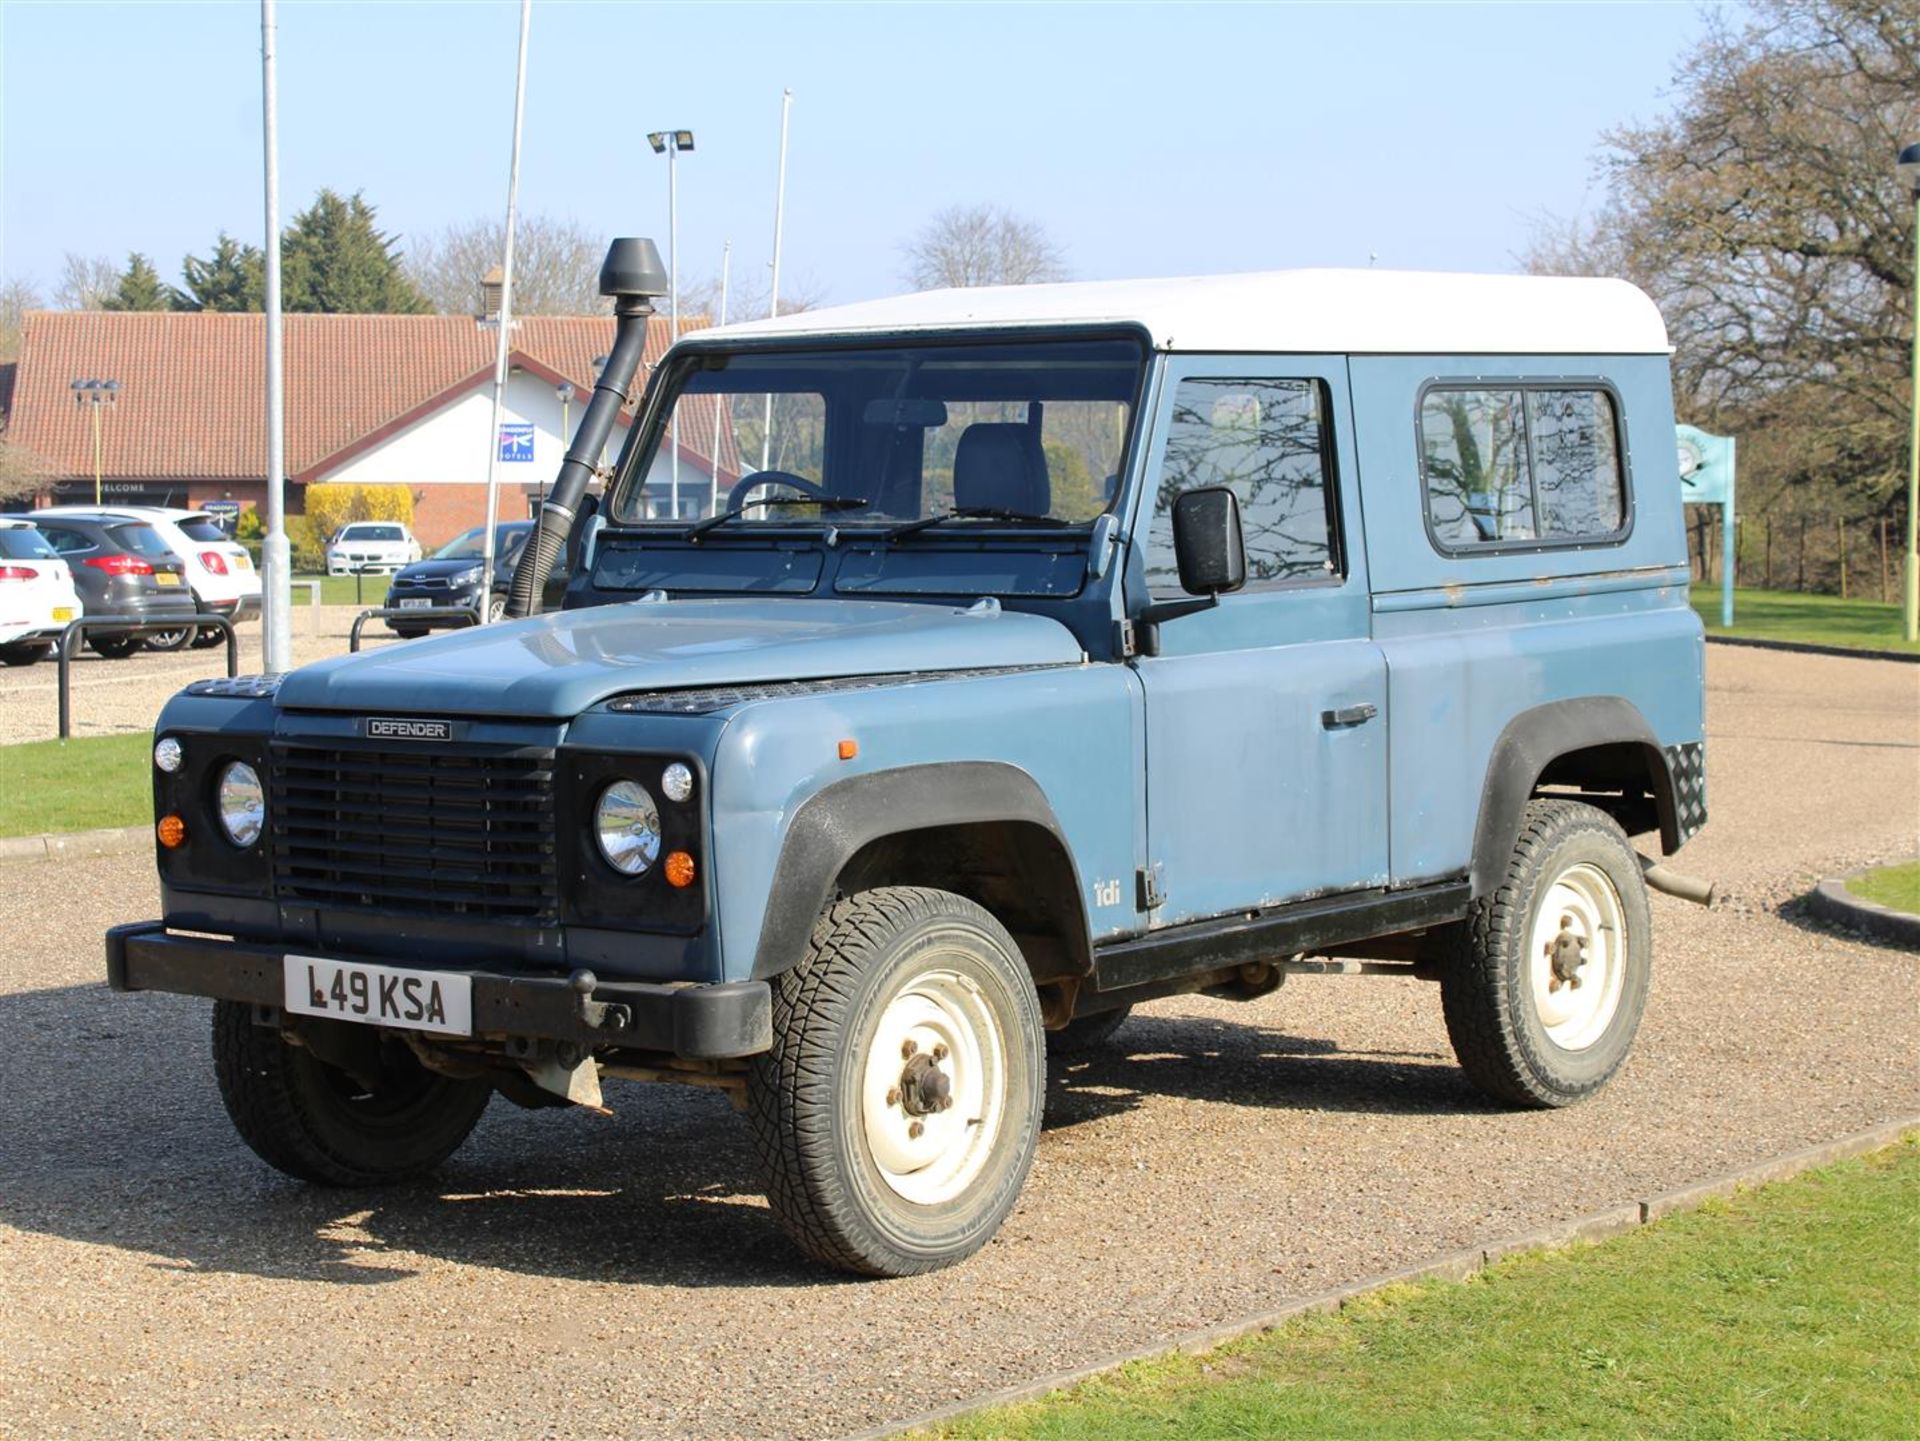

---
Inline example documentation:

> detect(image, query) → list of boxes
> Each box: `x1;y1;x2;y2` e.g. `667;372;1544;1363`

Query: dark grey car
28;514;200;658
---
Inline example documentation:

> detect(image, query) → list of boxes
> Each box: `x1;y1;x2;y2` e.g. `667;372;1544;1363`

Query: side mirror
1171;486;1246;595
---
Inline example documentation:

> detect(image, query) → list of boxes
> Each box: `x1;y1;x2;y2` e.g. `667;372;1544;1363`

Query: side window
39;527;93;555
1145;377;1338;595
1421;385;1626;550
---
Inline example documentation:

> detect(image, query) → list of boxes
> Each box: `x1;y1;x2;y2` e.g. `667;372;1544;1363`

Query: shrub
303;483;414;542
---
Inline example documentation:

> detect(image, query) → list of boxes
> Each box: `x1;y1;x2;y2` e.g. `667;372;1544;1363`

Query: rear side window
1420;385;1626;549
0;528;56;560
37;526;95;555
1146;377;1339;594
176;517;228;542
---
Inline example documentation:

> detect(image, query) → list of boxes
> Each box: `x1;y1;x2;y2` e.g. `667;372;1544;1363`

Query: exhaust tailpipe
507;237;669;619
1639;854;1717;908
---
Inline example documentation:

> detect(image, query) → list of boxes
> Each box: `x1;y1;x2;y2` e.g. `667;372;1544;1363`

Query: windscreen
611;336;1144;527
345;524;405;542
430;526;529;562
0;527;57;560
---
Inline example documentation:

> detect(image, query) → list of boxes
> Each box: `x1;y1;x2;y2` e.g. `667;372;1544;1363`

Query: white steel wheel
749;886;1045;1277
860;966;1007;1206
1441;799;1653;1109
1527;862;1627;1052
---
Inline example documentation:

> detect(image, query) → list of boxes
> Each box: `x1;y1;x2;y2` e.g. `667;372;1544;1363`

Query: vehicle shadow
0;980;1481;1290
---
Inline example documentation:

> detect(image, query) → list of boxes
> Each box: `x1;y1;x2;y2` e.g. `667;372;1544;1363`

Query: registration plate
155;572;181;586
397;597;434;610
52;607;74;621
283;955;473;1036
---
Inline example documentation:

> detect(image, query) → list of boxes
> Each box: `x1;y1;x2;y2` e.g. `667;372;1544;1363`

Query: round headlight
595;779;661;875
215;761;264;848
660;762;695;803
153;737;183;774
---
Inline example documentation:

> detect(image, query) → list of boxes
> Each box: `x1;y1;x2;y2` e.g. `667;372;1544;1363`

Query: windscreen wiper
882;506;1074;542
685;495;870;543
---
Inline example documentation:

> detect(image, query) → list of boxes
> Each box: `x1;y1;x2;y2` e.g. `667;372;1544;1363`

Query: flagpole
259;0;291;673
478;0;532;620
760;87;790;472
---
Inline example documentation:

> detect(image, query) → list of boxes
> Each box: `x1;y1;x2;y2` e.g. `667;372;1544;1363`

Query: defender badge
364;717;452;741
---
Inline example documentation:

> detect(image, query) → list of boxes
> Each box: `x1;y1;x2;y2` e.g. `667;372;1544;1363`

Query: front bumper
106;921;771;1059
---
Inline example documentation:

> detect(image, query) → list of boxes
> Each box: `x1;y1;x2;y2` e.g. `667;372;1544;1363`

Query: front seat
952;423;1052;516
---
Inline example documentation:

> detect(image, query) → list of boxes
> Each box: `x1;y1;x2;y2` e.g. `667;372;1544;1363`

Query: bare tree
0;436;55;506
406;215;610;315
0;277;40;360
1524;0;1917;518
900;205;1067;290
53;253;118;311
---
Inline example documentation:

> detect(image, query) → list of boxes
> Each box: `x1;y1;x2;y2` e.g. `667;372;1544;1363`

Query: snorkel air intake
506;237;669;619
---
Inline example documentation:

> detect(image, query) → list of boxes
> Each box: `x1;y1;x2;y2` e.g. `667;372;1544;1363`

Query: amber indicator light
156;815;187;849
664;851;697;888
837;739;859;760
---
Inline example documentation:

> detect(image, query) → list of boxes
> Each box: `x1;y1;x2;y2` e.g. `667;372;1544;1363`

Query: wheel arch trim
1469;696;1680;899
750;762;1091;981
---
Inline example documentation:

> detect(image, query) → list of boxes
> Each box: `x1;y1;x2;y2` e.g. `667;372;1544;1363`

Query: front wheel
211;1002;492;1185
1440;799;1652;1108
87;635;142;659
142;626;195;652
748;887;1045;1276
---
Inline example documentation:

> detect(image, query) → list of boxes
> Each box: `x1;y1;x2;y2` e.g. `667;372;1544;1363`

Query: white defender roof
702;269;1670;356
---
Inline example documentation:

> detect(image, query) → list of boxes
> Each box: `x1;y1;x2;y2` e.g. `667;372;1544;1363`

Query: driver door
1129;356;1389;928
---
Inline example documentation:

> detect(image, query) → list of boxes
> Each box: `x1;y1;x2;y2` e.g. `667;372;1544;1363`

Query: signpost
1676;424;1736;629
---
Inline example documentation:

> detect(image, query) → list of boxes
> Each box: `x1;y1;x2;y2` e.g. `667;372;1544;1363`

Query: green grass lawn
927;1141;1918;1441
1848;860;1920;916
0;733;152;837
1692;586;1918;654
307;571;403;606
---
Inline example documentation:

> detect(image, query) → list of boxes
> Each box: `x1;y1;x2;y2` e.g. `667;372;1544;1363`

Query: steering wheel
725;469;838;513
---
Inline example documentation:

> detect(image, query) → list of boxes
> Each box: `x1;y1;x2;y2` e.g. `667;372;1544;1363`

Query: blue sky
2;2;1719;309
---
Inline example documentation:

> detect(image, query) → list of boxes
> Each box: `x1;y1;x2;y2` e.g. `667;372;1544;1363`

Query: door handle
1321;702;1378;729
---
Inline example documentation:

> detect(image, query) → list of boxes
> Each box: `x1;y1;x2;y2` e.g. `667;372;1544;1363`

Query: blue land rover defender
110;240;1711;1277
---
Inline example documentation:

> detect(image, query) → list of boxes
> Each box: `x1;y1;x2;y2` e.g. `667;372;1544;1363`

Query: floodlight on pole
762;88;792;472
647;128;693;518
1901;141;1919;643
70;378;120;505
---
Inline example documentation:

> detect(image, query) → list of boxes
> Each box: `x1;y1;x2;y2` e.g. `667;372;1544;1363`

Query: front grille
270;743;559;922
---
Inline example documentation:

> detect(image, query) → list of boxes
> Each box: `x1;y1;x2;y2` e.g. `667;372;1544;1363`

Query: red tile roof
4;310;709;483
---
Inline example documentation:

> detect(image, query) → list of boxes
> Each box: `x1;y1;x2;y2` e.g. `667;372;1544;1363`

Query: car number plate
397;597;434;610
52;607;74;621
283;955;473;1036
154;572;181;586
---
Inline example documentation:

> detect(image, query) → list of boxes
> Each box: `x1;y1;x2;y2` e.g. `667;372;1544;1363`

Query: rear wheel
484;594;507;624
189;625;226;649
1440;799;1652;1108
142;626;196;652
0;642;49;667
87;635;142;660
748;887;1045;1276
211;1002;492;1185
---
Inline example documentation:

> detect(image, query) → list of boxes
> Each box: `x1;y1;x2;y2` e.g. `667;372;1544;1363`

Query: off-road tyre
211;1001;492;1185
747;886;1046;1277
0;642;49;667
1046;1005;1133;1056
1440;799;1652;1109
87;635;142;660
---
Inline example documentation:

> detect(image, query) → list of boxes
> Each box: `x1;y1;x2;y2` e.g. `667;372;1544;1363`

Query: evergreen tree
103;253;177;312
282;189;427;314
180;234;264;312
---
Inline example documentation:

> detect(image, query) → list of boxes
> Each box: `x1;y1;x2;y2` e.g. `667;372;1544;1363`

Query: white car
36;505;261;648
325;521;422;575
0;518;83;666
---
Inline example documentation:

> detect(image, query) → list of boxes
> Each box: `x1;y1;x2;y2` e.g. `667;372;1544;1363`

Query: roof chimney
480;265;504;323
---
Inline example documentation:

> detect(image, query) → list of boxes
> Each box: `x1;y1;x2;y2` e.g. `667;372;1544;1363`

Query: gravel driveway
0;606;407;745
0;646;1913;1439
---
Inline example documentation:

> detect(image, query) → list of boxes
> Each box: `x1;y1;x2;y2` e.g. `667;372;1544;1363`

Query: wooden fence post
1764;517;1774;591
1838;519;1848;600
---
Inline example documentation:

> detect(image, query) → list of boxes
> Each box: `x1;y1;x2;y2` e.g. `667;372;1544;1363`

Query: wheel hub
1546;916;1588;992
898;1048;954;1116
